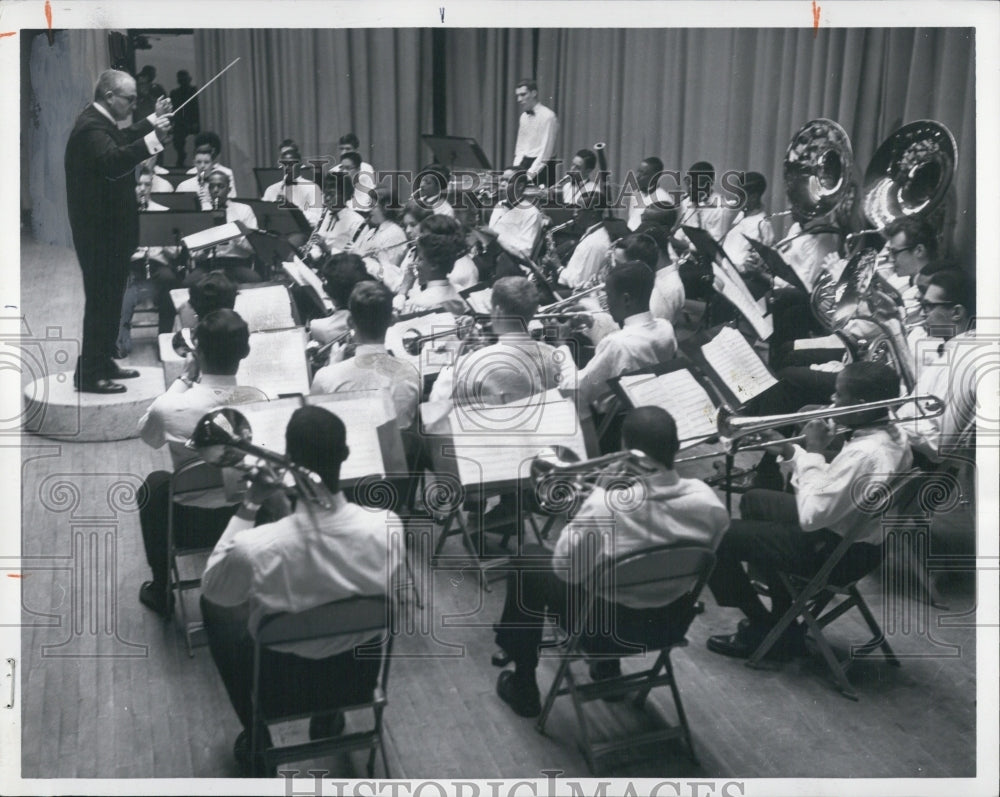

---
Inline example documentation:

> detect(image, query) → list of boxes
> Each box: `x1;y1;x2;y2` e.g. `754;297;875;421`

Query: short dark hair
279;138;300;159
641;156;664;174
349;281;394;339
575;149;597;171
322;253;370;308
838;361;901;405
339;132;360;149
325;169;355;201
622;406;679;469
491;276;539;324
743;171;767;196
193;143;215;158
402;200;433;225
189;270;237;317
927;268;976;315
633;226;672;260
688;161;715;180
137;65;156;79
193;309;250;372
606;260;656;305
418;163;451;194
618;233;659;270
193;132;222;158
417;214;465;273
285;406;348;491
516;78;538;93
884;218;938;259
639;200;678;230
340;151;363;170
374;187;401;223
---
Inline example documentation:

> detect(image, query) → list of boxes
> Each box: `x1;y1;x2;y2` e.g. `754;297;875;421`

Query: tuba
783;119;855;222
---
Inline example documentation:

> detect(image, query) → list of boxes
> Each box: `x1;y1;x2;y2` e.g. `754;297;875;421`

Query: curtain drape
193;29;433;196
535;27;975;266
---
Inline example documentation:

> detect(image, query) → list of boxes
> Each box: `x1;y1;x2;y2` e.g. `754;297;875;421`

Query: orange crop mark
812;0;821;37
45;0;55;45
0;32;17;39
7;573;26;578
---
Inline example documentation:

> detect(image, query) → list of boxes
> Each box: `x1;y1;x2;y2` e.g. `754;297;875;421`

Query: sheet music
618;369;718;447
234;397;304;457
182;221;242;252
712;262;774;340
384;312;459;376
464;287;493;315
170;288;189;312
794;333;847;351
305;390;394;481
700;326;778;404
436;390;587;487
282;256;334;313
233;285;296;332
237;328;310;399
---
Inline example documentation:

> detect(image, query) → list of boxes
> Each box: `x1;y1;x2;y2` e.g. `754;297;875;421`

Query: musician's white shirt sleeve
559;226;610;289
650;265;686;325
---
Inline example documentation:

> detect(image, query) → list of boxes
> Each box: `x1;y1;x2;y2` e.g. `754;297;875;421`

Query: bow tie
525;109;535;117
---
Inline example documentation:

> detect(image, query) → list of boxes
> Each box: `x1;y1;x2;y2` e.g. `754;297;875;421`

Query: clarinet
299;206;330;262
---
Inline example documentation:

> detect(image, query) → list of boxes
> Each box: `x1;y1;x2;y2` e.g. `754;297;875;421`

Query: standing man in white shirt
513;79;559;187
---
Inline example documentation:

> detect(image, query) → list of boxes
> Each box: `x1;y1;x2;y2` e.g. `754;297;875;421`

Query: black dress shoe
106;365;140;379
496;671;541;718
139;581;174;619
707;620;805;661
76;378;127;394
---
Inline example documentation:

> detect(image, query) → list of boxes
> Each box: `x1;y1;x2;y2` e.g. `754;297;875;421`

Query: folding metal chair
536;543;716;773
167;458;237;657
747;468;925;700
250;596;394;778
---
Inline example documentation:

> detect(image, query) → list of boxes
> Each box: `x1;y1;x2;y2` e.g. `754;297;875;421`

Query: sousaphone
783;118;855;220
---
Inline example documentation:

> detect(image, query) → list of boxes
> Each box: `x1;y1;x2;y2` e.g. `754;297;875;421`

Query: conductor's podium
22;368;165;442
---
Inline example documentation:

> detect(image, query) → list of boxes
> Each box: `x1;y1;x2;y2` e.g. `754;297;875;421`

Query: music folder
149;192;200;211
253;167;286;197
182;220;247;253
744;237;810;294
245;229;299;275
283;256;334;315
139;210;216;248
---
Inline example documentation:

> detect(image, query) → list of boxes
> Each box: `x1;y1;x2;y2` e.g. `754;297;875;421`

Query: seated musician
308;252;372;346
415;163;455;218
117;168;181;354
489;168;544;278
136;309;253;617
176;143;216;209
183;131;237;195
261;138;322;222
200;405;397;775
353;188;410;291
721;171;776;277
672;161;740;252
493;406;730;717
429;276;563;407
880;217;941;306
311;170;365;255
620;227;686;326
625;156;673;231
142;154;175;193
184;169;262;286
560;148;598;206
338;132;375;177
572;260;677;415
397;214;470;316
555;191;612;290
895;269;977;462
173;268;237;333
311;281;420;431
707;361;913;660
338;150;376;213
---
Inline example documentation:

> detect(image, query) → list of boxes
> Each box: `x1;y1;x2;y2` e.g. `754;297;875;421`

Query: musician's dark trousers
708;490;876;626
768;287;828;369
74;236;131;384
138;471;236;600
494;545;692;672
201;597;381;734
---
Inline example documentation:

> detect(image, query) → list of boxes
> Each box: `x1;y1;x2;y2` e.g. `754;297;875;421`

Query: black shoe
76;378;127;394
496;670;541;718
106;364;140;380
138;581;174;619
308;711;345;741
707;620;804;661
491;649;512;668
234;728;275;777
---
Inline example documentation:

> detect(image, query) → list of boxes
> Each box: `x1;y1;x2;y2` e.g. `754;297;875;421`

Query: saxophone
540;218;574;284
298;205;330;263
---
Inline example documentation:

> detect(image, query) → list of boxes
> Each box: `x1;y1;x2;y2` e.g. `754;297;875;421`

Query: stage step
23;367;165;442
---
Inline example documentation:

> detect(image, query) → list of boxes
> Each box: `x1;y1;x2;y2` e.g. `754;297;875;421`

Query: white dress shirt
562;178;597;207
787;425;913;543
650;264;686;325
400;279;467;316
202;495;397;658
213;201;258;259
429;197;455;218
489;203;543;260
722;209;776;270
311;343;421;429
558;223;611;290
429;333;563;407
673;193;740;246
577;311;677;412
150;174;174;193
775;221;841;292
317;207;365;253
354;221;409;289
513;103;559;180
262;177;322;218
185;163;237;196
626;186;673;231
309;308;350;346
554;468;729;608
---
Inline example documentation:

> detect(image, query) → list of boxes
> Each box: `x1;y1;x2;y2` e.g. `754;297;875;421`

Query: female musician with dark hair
353;188;409;290
398;215;469;316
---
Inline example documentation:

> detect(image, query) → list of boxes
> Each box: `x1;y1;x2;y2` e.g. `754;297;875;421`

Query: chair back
591;543;716;608
169;458;226;500
257;595;391;648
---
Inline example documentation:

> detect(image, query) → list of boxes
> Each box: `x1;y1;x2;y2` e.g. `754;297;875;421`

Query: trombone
530;446;662;513
540;281;605;314
186;407;335;508
400;315;489;356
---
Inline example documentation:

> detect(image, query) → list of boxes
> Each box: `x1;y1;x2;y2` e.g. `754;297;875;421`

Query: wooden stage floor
12;238;981;782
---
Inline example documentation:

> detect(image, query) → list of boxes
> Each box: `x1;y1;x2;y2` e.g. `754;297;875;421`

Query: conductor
65;69;173;393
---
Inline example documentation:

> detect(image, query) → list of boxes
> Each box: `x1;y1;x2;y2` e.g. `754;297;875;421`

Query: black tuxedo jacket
64;105;156;258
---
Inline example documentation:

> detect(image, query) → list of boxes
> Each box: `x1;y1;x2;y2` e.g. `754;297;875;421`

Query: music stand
149;192;200;211
420;134;493;172
245;229;299;280
234;199;311;237
253;167;285;196
159;171;192;190
138;210;216;249
744;237;810;295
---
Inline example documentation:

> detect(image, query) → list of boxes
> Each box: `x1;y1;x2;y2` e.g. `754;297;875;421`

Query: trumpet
186;407;335;508
530;446;662;513
716;394;944;451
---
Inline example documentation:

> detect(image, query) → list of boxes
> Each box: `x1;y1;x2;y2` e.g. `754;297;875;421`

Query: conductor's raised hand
154;95;173;118
153;116;173;144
